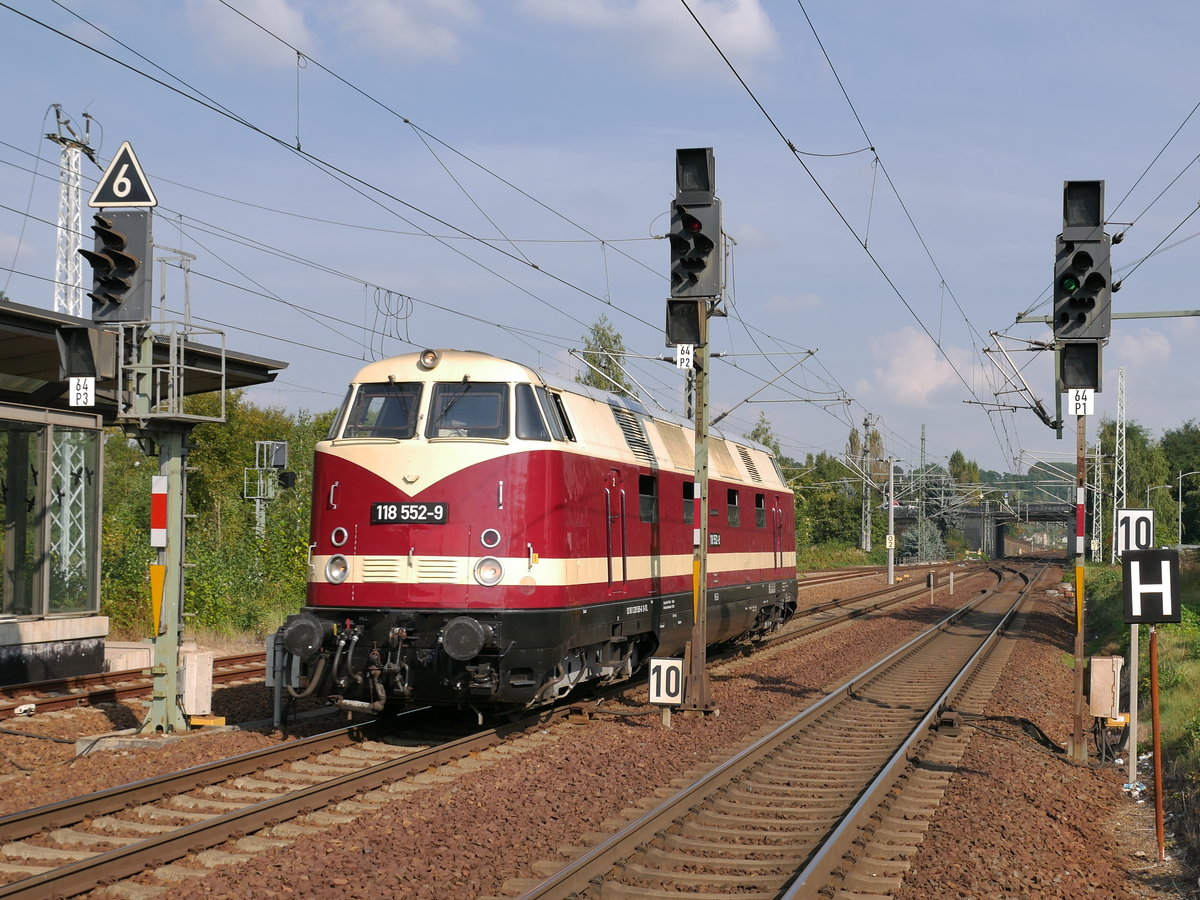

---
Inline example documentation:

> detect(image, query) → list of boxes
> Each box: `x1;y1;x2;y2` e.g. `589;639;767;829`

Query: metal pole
683;335;713;712
1179;470;1183;548
887;459;895;585
1128;624;1139;786
141;425;191;733
1150;624;1166;861
1071;412;1088;762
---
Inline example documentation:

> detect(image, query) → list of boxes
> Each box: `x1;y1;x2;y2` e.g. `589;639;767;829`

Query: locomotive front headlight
325;554;350;584
473;557;504;586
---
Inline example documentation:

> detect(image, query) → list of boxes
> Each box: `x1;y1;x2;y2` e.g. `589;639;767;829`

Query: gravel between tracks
0;566;1193;898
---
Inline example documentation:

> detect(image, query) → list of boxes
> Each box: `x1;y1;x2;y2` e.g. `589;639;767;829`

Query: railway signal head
1053;234;1112;341
78;210;152;323
669;147;722;299
669;201;722;298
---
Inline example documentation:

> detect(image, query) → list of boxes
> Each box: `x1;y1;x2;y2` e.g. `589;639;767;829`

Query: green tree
101;392;336;638
99;431;156;633
900;517;947;562
575;314;633;396
1097;419;1172;546
746;411;782;458
948;450;981;486
796;451;859;545
1162;420;1200;543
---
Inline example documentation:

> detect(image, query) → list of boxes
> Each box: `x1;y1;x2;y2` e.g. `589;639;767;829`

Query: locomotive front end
270;349;576;716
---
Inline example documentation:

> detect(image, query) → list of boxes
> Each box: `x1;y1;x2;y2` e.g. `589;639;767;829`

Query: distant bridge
888;500;1072;553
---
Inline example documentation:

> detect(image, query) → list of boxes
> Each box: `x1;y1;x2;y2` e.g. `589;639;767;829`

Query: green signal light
1060;274;1081;293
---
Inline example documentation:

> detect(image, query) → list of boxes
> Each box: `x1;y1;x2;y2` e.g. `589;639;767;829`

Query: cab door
604;468;627;592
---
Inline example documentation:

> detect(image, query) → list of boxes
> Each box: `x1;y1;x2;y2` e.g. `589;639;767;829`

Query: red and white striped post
150;475;168;548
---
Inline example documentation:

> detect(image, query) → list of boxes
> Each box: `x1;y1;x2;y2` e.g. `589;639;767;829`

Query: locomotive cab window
682;482;694;524
727;488;740;527
426;382;509;439
515;384;551;441
327;387;353;439
342;382;421;439
755;493;766;527
534;385;567;441
546;390;575;442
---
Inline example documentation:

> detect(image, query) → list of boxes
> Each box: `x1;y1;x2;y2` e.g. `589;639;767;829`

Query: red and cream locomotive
271;349;797;714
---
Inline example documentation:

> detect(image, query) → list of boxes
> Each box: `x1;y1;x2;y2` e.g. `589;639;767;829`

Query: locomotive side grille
737;446;763;483
610;407;657;466
361;557;405;582
416;557;462;583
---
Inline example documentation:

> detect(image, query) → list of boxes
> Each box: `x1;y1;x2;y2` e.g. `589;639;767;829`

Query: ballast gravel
0;566;1192;898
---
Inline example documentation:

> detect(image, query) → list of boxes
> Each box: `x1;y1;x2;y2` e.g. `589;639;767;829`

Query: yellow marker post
149;564;166;635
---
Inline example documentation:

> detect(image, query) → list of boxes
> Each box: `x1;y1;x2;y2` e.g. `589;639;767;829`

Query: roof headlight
418;349;442;370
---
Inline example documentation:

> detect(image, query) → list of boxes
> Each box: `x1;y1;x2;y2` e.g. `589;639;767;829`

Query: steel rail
0;653;266;719
0;699;580;898
779;564;1043;898
514;564;1040;900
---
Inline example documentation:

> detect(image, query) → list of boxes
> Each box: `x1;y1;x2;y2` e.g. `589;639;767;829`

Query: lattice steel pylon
46;107;94;318
1110;367;1127;563
46;109;96;572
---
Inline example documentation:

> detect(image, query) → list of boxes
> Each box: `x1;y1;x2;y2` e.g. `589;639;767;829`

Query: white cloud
185;0;314;69
854;326;966;408
1111;326;1172;372
764;291;822;312
183;0;481;68
333;0;480;60
517;0;778;72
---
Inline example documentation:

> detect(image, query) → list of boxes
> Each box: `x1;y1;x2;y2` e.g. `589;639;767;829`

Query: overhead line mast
46;105;96;318
666;148;723;714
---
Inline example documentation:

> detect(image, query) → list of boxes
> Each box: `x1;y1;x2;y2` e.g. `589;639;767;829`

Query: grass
1085;552;1200;864
797;542;888;571
106;624;268;655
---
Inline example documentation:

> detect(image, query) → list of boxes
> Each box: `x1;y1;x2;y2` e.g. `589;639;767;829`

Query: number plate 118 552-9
370;502;448;525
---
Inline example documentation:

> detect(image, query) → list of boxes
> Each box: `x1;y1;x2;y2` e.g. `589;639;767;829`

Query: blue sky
1;0;1198;476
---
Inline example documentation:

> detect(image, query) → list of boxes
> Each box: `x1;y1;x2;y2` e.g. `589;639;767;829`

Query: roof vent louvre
610;406;656;465
737;446;763;483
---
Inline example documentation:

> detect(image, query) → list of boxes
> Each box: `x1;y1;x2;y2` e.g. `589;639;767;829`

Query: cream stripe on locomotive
311;550;796;586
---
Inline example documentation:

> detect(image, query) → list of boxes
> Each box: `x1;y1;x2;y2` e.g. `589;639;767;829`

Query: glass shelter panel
0;406;101;619
49;428;99;613
1;423;38;616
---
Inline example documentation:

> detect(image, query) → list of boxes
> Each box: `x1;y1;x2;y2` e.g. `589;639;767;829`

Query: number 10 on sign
648;657;684;705
1116;509;1155;556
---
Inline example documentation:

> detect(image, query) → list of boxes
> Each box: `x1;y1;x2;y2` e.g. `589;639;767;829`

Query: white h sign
1128;559;1173;620
1122;549;1181;624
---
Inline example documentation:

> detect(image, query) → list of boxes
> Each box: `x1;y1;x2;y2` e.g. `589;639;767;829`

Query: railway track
780;563;989;643
793;561;955;590
509;563;1044;899
0;654;266;721
0;564;1000;898
0;705;566;899
0;564;961;724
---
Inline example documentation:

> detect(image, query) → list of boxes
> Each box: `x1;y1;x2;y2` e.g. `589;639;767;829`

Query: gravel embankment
0;566;1191;898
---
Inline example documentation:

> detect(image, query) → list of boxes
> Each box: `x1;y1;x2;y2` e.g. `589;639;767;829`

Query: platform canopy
0;298;285;420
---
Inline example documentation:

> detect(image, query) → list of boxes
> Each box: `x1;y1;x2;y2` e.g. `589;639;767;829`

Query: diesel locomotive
270;348;797;714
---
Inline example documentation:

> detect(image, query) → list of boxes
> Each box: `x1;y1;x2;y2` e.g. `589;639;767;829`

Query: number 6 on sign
648;657;685;706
